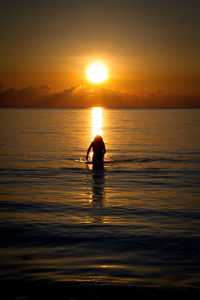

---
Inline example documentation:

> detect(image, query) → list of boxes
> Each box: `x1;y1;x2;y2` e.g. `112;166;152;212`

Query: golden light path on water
92;107;103;139
88;107;104;166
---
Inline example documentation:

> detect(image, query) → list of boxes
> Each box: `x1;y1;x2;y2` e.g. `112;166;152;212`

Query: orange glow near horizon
92;107;103;138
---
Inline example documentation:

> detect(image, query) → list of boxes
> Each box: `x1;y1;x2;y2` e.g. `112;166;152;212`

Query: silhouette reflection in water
86;163;105;223
91;168;105;207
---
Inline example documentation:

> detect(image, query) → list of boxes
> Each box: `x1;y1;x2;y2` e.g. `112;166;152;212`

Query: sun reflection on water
92;107;103;139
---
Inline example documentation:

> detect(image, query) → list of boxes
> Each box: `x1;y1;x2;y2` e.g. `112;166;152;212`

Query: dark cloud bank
0;83;199;108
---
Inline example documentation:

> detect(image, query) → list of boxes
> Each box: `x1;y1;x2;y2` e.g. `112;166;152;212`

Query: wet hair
93;135;103;142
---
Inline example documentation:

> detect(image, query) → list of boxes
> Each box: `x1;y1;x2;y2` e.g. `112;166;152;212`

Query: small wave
75;156;183;165
0;166;87;180
60;166;87;173
110;156;186;164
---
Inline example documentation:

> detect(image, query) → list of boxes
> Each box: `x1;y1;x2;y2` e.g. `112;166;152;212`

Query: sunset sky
0;0;200;107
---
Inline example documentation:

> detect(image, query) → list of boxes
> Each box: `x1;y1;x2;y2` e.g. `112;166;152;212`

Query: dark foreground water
0;108;200;299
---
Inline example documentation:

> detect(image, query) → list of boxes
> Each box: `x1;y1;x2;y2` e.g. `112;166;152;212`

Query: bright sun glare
86;63;108;83
92;107;102;138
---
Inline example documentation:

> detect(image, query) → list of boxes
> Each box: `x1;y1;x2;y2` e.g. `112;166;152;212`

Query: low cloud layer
0;83;199;107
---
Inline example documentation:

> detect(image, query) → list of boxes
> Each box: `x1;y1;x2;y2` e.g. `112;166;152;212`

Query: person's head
93;135;103;143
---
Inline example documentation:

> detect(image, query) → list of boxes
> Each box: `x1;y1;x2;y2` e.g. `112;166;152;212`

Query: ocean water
0;108;200;298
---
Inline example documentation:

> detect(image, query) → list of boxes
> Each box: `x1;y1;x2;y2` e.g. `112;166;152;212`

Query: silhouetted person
86;135;106;168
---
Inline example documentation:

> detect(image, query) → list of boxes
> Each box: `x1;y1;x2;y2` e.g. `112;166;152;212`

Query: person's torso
92;142;104;154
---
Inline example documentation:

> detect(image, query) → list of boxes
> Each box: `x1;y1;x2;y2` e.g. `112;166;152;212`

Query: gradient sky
0;0;200;107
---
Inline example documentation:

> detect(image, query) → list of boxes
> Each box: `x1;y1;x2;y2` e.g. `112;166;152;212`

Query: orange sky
0;0;200;107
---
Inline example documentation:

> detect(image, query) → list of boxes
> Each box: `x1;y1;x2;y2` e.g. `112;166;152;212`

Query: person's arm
86;142;93;161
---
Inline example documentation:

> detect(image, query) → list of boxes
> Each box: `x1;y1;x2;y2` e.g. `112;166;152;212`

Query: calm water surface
0;108;200;292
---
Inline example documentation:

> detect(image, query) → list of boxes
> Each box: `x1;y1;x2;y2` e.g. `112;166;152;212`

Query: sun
86;63;108;84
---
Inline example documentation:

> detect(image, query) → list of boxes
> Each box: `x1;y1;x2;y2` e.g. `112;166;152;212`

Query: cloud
0;83;199;107
0;84;51;107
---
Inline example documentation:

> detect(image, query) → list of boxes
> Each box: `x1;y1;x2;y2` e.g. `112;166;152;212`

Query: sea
0;108;200;299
